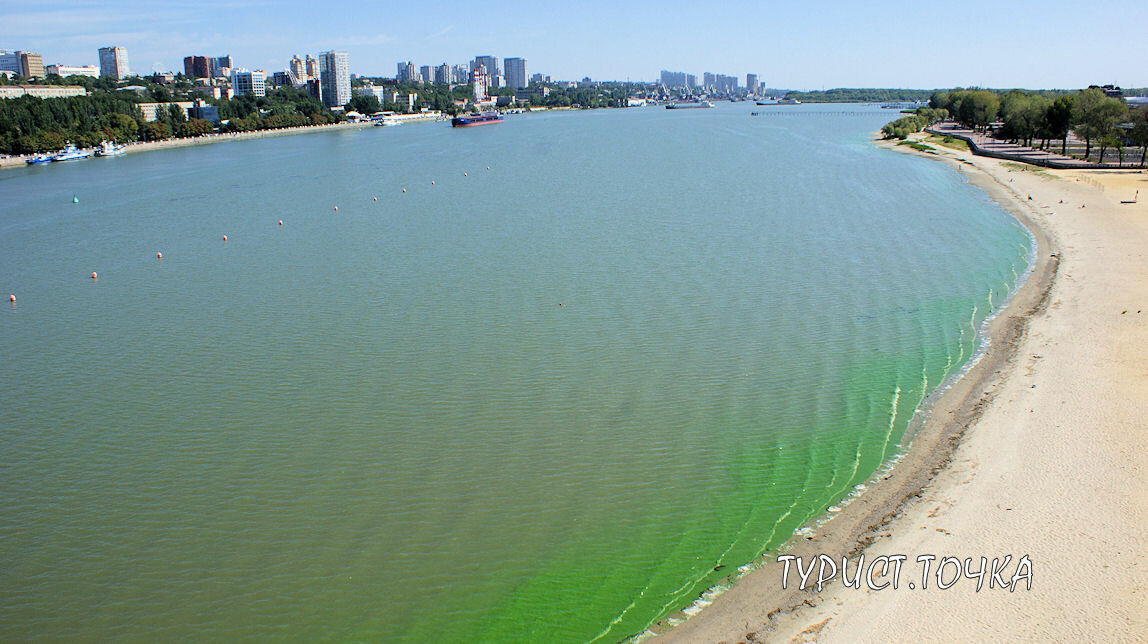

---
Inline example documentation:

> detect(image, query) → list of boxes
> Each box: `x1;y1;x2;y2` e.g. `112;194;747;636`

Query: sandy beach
654;136;1147;641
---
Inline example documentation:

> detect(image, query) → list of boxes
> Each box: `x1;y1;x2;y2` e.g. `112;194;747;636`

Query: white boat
375;119;401;127
95;140;126;157
51;143;93;162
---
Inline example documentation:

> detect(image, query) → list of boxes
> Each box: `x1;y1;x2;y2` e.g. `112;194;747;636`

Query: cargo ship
452;112;504;127
665;101;715;109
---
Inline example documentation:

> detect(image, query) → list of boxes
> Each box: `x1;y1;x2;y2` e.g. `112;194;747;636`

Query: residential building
354;84;388;101
530;73;550;84
136;101;196;122
46;64;99;78
0;85;86;99
183;55;209;78
514;86;550;102
660;70;696;89
305;55;319;81
319;50;350;109
210;55;233;78
397;61;417;83
19;51;44;78
420;65;433;83
473;55;499;79
703;72;715;88
471;65;489;101
290;55;306;82
435;63;450;84
230;69;266;97
504;57;527;89
746;73;759;94
452;64;468;84
99;46;130;79
271;71;293;88
306;78;321;102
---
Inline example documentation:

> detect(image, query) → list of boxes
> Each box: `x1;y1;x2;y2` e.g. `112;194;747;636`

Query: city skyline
2;0;1146;89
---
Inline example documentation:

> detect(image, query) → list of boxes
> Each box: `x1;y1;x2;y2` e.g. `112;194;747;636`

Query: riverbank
0;120;387;170
653;134;1146;641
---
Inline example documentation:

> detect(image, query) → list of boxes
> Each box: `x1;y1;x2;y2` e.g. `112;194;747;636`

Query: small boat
25;154;53;165
375;119;401;127
51;143;93;162
95;140;126;157
452;112;504;127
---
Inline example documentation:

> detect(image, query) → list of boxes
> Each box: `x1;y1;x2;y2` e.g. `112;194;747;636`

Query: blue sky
3;0;1144;89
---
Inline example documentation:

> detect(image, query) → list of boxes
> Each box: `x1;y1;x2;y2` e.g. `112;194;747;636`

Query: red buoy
431;180;435;185
464;172;468;177
8;294;14;303
156;252;163;260
373;197;378;202
333;205;338;211
222;234;228;242
279;219;283;226
91;272;98;280
402;188;406;193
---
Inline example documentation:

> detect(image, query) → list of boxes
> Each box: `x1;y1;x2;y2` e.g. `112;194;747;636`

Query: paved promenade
926;122;1135;169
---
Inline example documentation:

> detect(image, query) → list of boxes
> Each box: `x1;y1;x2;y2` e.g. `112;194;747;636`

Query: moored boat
95;140;126;157
25;154;53;165
665;101;715;109
452;112;504;127
52;143;93;162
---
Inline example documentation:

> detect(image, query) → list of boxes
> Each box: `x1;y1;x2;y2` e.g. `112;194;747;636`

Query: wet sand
653;136;1147;642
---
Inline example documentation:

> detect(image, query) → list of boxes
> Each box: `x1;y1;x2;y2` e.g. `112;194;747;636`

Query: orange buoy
278;219;283;226
91;272;98;280
8;294;14;302
222;234;228;242
156;252;163;260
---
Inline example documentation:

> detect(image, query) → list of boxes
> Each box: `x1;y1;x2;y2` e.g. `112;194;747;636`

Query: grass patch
925;134;970;152
1001;161;1050;175
897;141;935;153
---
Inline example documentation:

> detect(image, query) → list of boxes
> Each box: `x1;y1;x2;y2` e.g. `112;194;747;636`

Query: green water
0;104;1031;641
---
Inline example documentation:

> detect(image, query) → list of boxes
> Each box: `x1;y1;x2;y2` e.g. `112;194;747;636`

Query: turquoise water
0;104;1031;641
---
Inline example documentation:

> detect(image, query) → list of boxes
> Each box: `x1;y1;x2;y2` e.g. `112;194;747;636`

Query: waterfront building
98;46;130;80
659;70;696;90
0;85;87;99
504;57;527;89
514;86;550;102
136;101;196;122
46;64;100;78
183;55;209;78
319;50;350;109
420;65;433;83
747;73;759;94
473;55;499;79
187;99;220;125
230;69;266;97
210;55;233;78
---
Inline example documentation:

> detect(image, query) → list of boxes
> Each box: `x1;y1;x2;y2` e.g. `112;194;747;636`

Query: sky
3;0;1145;90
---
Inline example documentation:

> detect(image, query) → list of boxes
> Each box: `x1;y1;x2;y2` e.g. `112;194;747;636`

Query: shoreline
0;120;411;170
653;135;1146;640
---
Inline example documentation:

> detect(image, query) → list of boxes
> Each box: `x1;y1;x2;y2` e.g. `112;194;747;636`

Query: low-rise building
230;69;266;97
137;101;196;122
0;85;87;99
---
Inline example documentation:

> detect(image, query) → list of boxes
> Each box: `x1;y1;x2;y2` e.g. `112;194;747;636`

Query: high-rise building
18;51;44;78
396;61;416;83
703;72;715;88
98;46;130;80
319;50;350;109
230;69;266;97
210;55;233;78
183;55;209;78
290;55;306;82
435;63;450;84
452;64;469;84
746;73;759;94
504;57;527;89
473;55;499;79
471;65;489;101
305;55;319;81
420;65;433;83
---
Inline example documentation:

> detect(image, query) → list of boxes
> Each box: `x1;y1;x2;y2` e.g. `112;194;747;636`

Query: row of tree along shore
882;88;1148;167
0;71;648;156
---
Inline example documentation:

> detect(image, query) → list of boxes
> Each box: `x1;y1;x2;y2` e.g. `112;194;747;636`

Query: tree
1128;106;1148;168
1044;95;1074;155
345;94;381;115
1072;88;1126;161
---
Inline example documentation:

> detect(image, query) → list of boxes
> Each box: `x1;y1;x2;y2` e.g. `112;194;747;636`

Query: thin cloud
427;25;454;38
